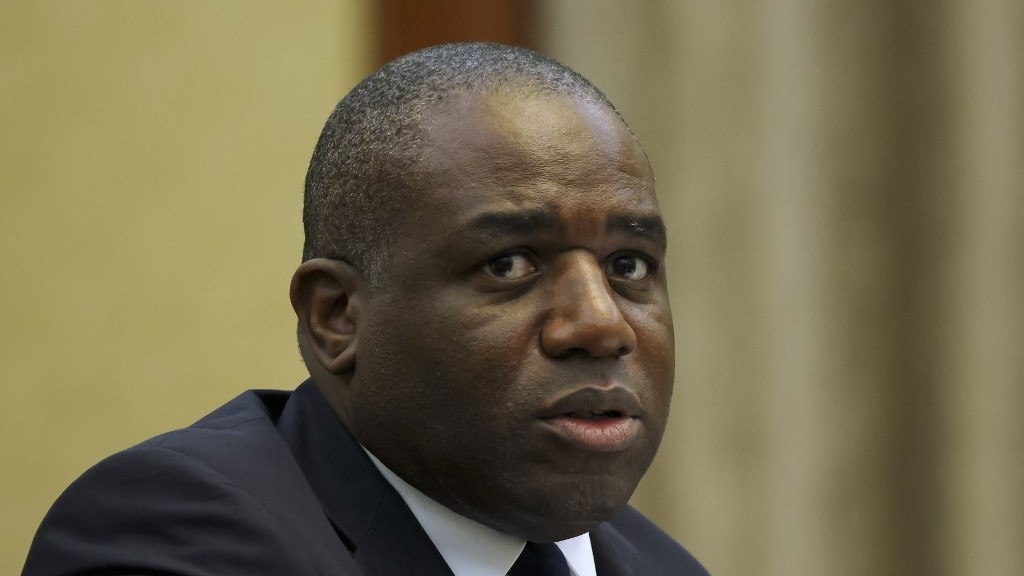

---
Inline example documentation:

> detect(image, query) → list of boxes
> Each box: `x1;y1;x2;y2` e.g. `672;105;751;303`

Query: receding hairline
410;86;651;187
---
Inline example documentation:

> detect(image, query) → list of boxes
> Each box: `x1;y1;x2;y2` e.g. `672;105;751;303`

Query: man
24;43;708;575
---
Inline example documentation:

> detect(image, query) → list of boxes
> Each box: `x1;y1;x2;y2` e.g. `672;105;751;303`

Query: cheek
628;303;675;415
626;296;674;363
435;313;536;409
371;297;535;414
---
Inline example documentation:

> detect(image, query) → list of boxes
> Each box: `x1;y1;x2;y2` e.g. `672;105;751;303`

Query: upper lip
539;386;642;419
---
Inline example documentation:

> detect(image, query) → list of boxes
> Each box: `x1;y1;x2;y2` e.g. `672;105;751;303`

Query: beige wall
540;2;1023;575
0;2;372;571
5;3;1021;575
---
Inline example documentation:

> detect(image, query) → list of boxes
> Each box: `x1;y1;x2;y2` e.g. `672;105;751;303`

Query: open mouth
541;410;639;452
538;386;643;451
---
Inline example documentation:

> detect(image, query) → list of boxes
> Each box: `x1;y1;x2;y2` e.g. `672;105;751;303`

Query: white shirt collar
365;450;597;576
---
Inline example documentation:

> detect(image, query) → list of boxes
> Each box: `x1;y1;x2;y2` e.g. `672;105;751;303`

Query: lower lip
541;416;639;452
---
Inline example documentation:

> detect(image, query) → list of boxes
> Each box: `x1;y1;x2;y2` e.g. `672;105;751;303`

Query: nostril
538;302;637;358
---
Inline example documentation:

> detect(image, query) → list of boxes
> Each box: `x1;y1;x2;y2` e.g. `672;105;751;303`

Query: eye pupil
614;256;637;277
610;255;650;280
489;256;514;276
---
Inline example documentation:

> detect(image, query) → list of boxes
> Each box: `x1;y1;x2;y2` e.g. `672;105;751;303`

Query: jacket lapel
276;381;454;576
590;520;639;576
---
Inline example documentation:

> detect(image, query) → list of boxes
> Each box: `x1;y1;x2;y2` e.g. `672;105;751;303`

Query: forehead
413;90;659;225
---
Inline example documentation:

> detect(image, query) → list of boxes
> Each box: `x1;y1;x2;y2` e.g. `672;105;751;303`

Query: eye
484;254;537;280
608;255;651;280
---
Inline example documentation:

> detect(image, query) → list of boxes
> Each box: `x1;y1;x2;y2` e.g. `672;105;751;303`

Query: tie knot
508;541;570;576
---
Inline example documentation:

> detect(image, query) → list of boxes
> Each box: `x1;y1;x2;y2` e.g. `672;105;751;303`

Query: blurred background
1;2;1020;574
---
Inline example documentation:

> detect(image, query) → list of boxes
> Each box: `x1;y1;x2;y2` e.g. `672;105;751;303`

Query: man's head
291;43;674;542
301;42;624;286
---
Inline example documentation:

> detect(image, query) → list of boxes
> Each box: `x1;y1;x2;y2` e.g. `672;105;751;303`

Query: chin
501;474;639;542
514;502;627;542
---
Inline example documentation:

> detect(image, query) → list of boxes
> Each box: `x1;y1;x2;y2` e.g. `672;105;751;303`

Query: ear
289;258;367;375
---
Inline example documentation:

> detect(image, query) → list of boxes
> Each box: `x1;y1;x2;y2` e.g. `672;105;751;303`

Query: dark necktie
508;541;571;576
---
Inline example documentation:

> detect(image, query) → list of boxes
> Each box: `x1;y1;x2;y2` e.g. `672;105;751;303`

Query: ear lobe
290;258;366;374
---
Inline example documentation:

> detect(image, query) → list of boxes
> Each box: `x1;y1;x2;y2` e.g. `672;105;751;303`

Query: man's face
343;91;674;541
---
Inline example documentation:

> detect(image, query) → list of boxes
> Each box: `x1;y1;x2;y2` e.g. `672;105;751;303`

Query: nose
540;252;637;358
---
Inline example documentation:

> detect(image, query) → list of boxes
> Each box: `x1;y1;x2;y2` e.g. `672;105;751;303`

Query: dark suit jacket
24;381;709;575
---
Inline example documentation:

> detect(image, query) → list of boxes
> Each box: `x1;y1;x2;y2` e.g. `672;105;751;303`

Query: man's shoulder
594;505;710;575
23;388;361;576
141;388;290;460
68;389;295;492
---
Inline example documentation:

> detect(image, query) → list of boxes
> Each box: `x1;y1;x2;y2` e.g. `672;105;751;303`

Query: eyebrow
461;209;667;248
465;210;557;238
607;214;668;249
